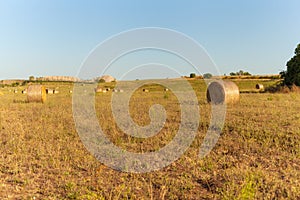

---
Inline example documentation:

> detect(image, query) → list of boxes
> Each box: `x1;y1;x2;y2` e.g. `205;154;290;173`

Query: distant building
0;79;24;85
37;76;81;82
94;75;116;83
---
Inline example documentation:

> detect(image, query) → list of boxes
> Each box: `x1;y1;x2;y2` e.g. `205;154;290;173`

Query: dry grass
0;79;299;199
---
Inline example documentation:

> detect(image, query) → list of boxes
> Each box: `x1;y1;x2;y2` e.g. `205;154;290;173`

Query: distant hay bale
14;90;18;93
27;85;46;103
53;90;59;94
143;89;149;92
207;81;239;104
105;88;110;91
46;88;54;94
112;89;118;92
164;88;169;91
102;90;107;93
22;89;27;94
256;84;264;90
69;90;73;93
119;89;124;93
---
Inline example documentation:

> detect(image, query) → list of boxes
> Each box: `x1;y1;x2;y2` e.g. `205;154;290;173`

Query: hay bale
27;85;46;103
256;84;264;90
207;81;239;104
46;88;54;94
164;88;169;91
53;90;59;94
22;89;27;94
119;89;124;93
69;90;73;93
143;89;149;92
14;90;18;93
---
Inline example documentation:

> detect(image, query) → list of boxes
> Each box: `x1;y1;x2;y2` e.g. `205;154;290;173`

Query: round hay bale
164;88;169;91
53;90;59;94
14;90;18;93
27;85;46;103
143;89;149;92
69;90;73;93
22;89;27;94
207;81;239;104
256;84;264;90
46;88;54;94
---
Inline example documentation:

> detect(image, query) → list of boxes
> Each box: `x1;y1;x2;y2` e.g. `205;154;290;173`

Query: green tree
281;44;300;86
203;73;212;79
29;76;35;81
190;73;196;78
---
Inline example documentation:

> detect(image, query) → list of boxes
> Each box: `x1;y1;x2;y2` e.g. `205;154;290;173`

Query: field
0;79;299;199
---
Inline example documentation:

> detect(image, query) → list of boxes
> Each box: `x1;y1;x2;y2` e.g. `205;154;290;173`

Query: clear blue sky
0;0;299;80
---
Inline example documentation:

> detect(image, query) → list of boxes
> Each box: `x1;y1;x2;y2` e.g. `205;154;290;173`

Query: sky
0;0;299;80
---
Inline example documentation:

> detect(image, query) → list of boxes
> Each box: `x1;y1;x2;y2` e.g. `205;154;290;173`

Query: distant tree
243;71;251;76
281;44;300;86
190;73;196;78
229;70;251;76
29;76;35;81
203;73;212;79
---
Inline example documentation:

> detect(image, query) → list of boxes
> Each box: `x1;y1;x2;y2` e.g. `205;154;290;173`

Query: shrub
203;73;212;79
190;73;196;78
281;43;300;86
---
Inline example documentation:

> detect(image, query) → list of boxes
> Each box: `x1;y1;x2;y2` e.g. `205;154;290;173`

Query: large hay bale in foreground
27;85;46;103
207;81;239;104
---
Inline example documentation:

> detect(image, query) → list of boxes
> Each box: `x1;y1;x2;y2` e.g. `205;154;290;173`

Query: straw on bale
27;85;46;103
207;80;239;104
256;84;264;90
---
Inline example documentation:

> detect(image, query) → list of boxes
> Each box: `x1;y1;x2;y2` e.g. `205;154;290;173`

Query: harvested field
0;79;299;199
